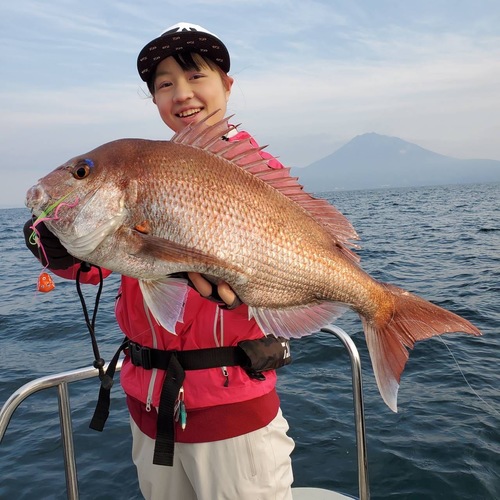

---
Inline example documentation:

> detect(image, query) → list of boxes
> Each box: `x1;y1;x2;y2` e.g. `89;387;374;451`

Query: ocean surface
0;183;499;499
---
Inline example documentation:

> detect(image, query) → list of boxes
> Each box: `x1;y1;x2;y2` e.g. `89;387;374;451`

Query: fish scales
143;142;345;306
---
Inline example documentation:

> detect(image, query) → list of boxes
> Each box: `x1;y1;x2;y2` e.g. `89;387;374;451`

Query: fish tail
361;283;481;412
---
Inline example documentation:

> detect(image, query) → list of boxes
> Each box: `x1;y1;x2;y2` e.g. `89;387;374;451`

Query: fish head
25;141;134;260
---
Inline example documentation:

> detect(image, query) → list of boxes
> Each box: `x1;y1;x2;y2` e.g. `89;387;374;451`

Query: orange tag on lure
37;272;55;293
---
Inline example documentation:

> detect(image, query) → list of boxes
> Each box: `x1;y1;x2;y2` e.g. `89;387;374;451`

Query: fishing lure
28;192;79;293
37;272;55;293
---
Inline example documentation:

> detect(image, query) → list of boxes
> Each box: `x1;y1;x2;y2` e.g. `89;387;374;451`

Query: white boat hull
292;487;356;499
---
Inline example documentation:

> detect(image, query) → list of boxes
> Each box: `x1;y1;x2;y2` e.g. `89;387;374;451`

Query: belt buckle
129;342;152;370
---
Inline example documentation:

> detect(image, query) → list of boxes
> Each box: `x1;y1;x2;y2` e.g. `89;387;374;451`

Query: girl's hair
147;52;231;95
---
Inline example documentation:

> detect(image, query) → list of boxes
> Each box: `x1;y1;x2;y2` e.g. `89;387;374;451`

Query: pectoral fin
139;277;189;333
134;231;226;268
134;232;240;333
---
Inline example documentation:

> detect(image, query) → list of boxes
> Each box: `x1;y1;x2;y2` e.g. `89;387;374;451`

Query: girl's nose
173;81;194;102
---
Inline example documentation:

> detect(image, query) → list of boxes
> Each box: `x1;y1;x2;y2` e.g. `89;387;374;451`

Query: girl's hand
23;218;82;270
188;272;241;309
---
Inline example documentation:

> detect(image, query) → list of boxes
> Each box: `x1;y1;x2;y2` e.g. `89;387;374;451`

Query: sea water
1;183;499;499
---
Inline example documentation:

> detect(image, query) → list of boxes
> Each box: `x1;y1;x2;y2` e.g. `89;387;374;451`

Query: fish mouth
25;184;50;214
26;185;81;224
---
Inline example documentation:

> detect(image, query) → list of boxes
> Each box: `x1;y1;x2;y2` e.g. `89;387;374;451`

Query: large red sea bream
25;116;481;412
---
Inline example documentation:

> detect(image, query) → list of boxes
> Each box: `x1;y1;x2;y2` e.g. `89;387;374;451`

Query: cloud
1;0;500;208
228;27;500;163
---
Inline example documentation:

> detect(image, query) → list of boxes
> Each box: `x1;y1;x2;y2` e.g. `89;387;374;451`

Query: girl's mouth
176;108;202;118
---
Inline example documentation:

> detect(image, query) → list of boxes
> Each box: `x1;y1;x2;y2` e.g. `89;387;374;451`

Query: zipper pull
222;366;229;387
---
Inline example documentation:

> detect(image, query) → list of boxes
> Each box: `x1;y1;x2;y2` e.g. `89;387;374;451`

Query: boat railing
0;325;370;500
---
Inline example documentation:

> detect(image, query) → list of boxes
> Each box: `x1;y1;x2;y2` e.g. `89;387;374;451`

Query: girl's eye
156;81;172;90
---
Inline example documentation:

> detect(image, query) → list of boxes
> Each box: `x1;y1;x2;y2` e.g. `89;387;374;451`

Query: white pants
130;409;295;500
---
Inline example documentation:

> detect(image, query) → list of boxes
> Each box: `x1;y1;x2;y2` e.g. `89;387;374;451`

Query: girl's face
152;55;233;133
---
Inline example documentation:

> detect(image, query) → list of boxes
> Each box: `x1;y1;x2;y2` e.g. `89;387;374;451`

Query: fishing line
28;194;79;285
30;192;77;236
437;336;499;417
29;194;79;268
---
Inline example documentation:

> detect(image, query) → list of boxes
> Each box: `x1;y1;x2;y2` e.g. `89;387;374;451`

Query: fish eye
72;158;94;179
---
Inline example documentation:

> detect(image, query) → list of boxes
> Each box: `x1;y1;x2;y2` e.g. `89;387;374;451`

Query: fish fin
139;277;189;333
249;302;349;339
135;232;229;269
171;113;360;256
362;283;482;413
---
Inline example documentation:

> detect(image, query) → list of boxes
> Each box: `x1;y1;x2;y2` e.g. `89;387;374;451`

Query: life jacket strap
131;340;252;466
89;336;291;466
89;339;250;466
127;340;248;371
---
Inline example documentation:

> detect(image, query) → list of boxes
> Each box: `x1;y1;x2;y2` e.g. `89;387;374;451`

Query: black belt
127;339;248;371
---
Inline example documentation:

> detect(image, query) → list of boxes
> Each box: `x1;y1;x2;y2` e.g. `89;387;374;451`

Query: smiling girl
128;22;295;500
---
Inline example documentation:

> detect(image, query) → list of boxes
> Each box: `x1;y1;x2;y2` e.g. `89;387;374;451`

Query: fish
25;115;481;412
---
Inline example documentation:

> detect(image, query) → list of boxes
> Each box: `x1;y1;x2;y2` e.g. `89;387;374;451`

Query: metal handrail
0;326;369;500
0;360;123;500
320;326;370;500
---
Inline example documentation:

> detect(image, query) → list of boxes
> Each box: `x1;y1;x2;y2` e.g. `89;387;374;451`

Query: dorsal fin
171;113;360;256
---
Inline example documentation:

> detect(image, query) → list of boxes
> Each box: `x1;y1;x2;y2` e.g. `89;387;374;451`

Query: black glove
23;217;82;270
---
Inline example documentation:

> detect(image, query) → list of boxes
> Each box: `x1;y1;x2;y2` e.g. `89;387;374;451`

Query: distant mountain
292;133;500;192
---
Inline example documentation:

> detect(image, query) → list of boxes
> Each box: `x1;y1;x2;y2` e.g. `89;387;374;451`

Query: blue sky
1;0;499;208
